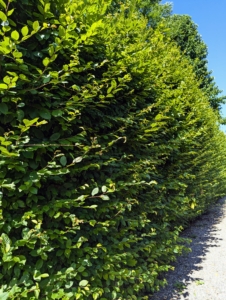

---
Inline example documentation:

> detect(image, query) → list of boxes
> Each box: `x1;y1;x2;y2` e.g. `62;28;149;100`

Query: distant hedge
1;0;226;299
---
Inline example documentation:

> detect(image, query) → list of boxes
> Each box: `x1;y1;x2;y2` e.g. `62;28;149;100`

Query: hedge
1;0;226;299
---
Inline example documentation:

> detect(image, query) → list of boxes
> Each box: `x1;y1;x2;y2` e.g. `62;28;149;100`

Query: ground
150;197;226;300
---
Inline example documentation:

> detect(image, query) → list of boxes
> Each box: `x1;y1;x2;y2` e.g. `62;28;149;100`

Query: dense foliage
1;0;226;299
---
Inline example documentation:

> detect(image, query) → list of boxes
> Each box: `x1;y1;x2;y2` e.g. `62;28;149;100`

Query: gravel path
150;197;226;300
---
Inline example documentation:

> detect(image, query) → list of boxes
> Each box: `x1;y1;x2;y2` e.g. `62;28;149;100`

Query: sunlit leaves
73;157;83;163
100;195;109;200
91;187;99;196
0;0;226;299
42;57;50;67
1;233;11;253
79;280;89;287
0;0;6;9
0;11;7;23
33;20;40;31
0;84;8;90
11;30;20;40
21;26;29;36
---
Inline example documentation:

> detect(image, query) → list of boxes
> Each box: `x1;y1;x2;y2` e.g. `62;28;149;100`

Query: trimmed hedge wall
1;0;226;299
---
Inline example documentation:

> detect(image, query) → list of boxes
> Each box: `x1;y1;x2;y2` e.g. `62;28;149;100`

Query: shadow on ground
149;197;226;300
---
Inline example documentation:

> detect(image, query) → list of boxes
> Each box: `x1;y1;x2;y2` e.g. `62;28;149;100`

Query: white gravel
150;197;226;300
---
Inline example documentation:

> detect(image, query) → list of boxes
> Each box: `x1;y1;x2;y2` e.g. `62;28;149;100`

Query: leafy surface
1;0;226;299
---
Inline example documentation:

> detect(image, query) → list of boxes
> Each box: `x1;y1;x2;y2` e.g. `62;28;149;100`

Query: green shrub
0;0;226;299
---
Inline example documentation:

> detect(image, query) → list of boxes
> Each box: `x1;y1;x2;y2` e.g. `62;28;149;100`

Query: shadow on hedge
149;196;226;300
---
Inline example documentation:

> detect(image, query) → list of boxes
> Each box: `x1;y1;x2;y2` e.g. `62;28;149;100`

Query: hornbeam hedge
1;0;226;299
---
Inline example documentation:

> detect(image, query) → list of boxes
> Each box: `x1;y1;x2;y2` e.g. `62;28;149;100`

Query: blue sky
161;0;226;131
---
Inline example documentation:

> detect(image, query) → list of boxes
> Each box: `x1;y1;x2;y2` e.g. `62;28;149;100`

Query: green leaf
44;3;51;13
54;212;61;219
39;109;51;120
36;120;48;126
17;110;24;121
73;157;83;163
50;132;61;141
33;20;40;31
30;187;38;194
173;247;179;253
88;205;98;209
11;30;20;41
190;202;196;209
43;75;51;84
7;8;14;17
43;57;50;67
23;118;39;127
1;233;11;253
75;293;82;300
52;110;62;117
0;11;7;21
127;259;137;266
91;187;99;196
0;103;8;114
64;249;71;258
93;292;99;300
8;18;16;27
0;83;8;90
48;45;54;56
34;289;40;299
89;220;96;226
102;186;107;193
3;76;10;84
1;183;15;190
77;266;85;273
79;280;88;287
13;51;23;58
100;195;109;201
0;292;9;300
60;156;67;166
17;102;25;107
21;26;29;36
0;0;6;9
112;291;117;299
40;273;49;278
58;26;65;37
35;259;43;269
